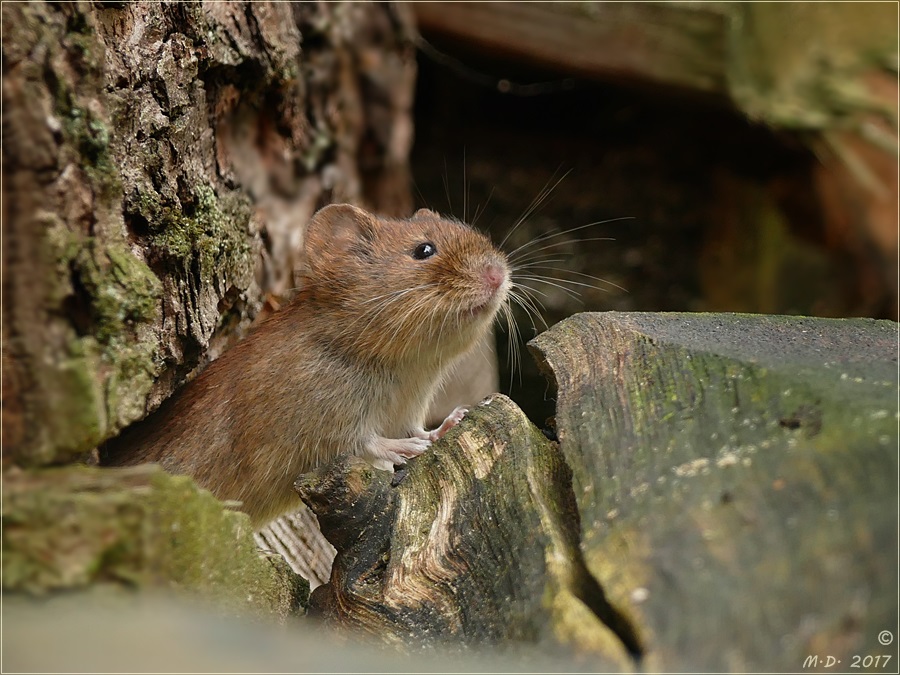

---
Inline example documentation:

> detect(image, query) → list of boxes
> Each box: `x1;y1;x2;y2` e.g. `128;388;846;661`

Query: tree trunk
2;1;417;467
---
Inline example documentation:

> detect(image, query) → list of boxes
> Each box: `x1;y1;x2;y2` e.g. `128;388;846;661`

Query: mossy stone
2;465;309;618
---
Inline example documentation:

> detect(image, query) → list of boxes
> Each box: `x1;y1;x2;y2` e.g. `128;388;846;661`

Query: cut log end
294;394;640;665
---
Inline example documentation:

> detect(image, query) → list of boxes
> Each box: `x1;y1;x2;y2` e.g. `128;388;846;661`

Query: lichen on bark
2;1;418;465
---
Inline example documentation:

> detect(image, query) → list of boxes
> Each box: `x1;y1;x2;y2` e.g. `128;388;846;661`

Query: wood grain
530;312;898;670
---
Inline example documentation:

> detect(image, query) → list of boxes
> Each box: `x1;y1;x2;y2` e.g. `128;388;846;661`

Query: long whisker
509;288;548;331
510;258;569;269
472;186;495;227
513;275;583;301
412;178;429;211
511;282;550;312
500;301;523;390
513;286;553;313
507;217;633;261
499;167;571;249
500;302;513;390
442;157;453;214
517;266;628;293
507;290;538;331
508;237;618;266
462;146;468;223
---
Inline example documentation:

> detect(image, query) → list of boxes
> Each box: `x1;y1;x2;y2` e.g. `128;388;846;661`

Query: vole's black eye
412;242;437;260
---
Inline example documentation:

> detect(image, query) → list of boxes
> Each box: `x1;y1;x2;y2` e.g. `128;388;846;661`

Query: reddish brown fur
105;205;510;527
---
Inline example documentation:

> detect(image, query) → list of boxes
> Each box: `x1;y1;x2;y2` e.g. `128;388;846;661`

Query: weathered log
413;2;729;94
296;394;640;665
254;502;335;590
2;464;307;618
298;312;896;669
413;3;897;119
530;312;899;671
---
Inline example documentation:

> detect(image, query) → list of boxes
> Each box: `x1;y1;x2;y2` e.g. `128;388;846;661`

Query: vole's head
303;204;510;365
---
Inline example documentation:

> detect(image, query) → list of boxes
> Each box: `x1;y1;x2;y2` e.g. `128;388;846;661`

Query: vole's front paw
365;435;431;467
442;405;468;430
416;406;469;442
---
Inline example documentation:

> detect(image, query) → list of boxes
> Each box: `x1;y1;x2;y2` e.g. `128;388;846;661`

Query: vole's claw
365;435;430;467
398;437;430;456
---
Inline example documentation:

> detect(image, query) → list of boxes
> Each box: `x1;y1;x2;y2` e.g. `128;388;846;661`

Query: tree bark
2;1;417;466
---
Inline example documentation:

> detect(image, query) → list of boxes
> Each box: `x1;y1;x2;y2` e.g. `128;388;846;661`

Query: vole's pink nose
482;263;507;292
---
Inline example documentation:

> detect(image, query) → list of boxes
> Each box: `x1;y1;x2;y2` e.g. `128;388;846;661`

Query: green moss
47;231;164;436
105;246;161;323
102;339;161;430
63;106;120;198
278;59;300;84
41;214;81;306
2;465;309;617
73;241;161;344
621;328;897;461
45;26;118;198
44;214;80;261
52;337;107;459
150;183;253;281
43;29;120;197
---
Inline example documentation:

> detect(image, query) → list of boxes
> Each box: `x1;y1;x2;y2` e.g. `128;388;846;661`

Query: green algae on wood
529;312;899;671
2;464;308;619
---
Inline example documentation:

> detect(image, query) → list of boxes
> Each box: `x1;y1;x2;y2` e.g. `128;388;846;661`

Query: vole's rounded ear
412;208;440;220
305;203;377;251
